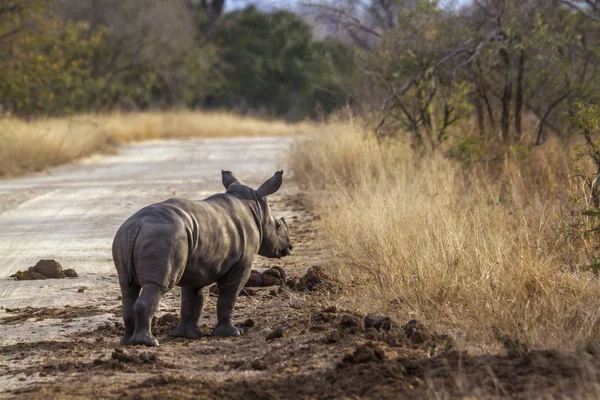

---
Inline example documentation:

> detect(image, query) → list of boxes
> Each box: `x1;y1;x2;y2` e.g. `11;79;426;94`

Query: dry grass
0;111;308;177
290;121;600;351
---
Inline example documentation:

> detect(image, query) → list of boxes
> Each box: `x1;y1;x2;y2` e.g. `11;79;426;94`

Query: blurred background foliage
0;0;355;120
0;0;599;140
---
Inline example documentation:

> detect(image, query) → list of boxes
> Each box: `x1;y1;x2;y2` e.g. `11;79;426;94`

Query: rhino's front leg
213;263;252;337
129;283;164;346
171;287;204;339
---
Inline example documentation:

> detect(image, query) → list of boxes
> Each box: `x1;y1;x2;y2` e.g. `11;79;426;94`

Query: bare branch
561;0;600;21
301;2;382;38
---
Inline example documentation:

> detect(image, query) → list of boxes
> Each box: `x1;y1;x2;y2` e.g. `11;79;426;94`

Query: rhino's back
167;195;260;265
114;195;259;288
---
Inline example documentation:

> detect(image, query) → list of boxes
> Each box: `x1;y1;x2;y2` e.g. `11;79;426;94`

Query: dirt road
0;137;290;307
1;137;598;399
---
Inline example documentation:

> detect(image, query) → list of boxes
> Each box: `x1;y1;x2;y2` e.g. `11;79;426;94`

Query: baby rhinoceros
112;170;292;346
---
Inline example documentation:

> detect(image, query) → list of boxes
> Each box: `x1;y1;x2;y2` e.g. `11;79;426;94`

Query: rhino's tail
126;226;142;286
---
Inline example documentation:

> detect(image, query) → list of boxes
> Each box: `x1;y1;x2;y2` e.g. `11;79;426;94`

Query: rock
77;287;86;293
364;314;393;331
266;327;286;341
34;260;64;278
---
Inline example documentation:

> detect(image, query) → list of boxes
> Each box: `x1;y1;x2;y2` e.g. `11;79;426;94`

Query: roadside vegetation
291;118;600;350
0;111;308;177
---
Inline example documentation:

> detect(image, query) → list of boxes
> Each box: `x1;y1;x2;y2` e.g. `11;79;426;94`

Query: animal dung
11;259;78;280
266;327;287;341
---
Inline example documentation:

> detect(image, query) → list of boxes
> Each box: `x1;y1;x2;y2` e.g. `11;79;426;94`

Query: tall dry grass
290;121;600;351
0;111;309;177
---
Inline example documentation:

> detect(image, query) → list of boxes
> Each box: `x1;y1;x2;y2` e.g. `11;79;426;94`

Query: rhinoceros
112;170;292;346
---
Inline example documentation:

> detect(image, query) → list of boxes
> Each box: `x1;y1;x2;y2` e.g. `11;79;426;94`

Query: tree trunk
535;94;568;145
474;93;485;136
514;49;525;141
471;65;497;132
500;48;512;143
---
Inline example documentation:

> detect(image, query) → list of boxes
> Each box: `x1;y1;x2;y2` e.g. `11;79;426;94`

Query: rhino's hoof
121;334;132;345
128;333;159;347
213;324;240;338
171;323;203;339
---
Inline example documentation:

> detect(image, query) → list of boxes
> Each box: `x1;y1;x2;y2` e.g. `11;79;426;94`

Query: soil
1;138;599;399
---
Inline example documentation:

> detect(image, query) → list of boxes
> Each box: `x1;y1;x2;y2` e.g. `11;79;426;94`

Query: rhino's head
222;170;292;259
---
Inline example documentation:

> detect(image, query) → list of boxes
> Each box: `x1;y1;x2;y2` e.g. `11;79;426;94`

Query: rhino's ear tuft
222;170;238;189
256;170;283;197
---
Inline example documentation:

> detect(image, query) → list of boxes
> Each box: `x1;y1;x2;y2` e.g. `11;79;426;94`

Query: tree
0;0;108;116
207;6;354;119
304;0;600;149
59;0;207;110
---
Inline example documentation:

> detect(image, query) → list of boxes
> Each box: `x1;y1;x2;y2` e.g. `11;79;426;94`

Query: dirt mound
151;313;180;336
364;313;394;331
5;308;600;400
287;265;338;291
341;342;386;364
245;266;287;287
0;340;96;356
110;348;160;365
11;259;78;280
37;348;171;376
94;321;125;337
12;348;598;400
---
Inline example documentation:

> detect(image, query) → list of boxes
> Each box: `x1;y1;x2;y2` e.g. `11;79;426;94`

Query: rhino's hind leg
213;263;251;338
129;283;164;346
121;283;141;345
171;287;204;339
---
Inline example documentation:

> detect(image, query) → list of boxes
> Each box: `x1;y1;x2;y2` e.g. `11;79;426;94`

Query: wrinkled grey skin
112;170;292;346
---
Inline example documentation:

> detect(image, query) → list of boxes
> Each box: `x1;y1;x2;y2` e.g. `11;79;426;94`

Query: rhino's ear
221;170;238;189
256;170;283;197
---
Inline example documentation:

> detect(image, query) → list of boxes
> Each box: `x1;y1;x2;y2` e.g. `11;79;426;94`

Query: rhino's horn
256;170;283;197
221;170;238;189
